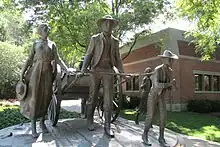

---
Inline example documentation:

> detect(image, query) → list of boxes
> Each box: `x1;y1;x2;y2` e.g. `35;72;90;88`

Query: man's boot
104;111;114;138
142;128;151;146
81;100;87;118
158;127;169;147
87;105;95;131
135;112;140;125
31;119;38;138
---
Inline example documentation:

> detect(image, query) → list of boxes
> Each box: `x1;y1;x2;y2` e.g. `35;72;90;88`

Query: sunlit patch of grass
124;109;136;115
120;109;220;142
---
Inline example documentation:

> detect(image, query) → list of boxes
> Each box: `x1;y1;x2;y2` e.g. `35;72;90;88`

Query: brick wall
122;43;161;64
121;38;220;111
178;40;198;57
179;57;220;102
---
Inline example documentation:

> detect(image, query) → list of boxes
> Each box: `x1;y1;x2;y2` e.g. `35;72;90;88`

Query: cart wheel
97;75;123;123
48;94;61;126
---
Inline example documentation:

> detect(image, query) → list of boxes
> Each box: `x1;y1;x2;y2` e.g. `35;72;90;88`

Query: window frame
193;70;220;93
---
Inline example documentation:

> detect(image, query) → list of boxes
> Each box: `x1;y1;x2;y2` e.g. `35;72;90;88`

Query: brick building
120;28;220;111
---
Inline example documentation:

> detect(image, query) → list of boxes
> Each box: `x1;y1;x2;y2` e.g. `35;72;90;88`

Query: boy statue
135;67;152;125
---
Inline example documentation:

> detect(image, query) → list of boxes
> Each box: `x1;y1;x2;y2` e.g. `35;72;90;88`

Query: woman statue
19;23;70;138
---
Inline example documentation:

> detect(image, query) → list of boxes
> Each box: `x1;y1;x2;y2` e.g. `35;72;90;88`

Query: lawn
120;109;220;143
0;102;80;130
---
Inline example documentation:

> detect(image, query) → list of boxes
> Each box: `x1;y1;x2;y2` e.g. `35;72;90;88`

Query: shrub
187;99;220;113
0;41;25;99
210;100;220;112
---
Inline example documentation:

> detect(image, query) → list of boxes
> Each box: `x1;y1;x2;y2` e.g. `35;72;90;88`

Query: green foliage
176;0;220;60
22;0;170;64
48;1;109;64
0;104;80;130
0;105;29;129
0;2;31;45
0;1;37;98
116;0;169;37
0;42;25;98
187;99;220;113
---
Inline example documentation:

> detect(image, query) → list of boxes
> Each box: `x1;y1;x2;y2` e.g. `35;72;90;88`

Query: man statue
135;67;152;125
81;15;124;138
142;50;178;146
18;24;70;138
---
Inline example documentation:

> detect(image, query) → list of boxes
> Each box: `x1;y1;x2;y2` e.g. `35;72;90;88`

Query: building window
133;76;139;90
195;74;202;91
194;72;220;92
126;79;132;90
204;75;211;91
213;76;220;91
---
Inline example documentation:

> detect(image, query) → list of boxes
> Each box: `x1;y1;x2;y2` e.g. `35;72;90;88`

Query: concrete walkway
0;100;219;147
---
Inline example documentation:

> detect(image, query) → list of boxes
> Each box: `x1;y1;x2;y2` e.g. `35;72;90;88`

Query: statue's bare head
37;23;51;39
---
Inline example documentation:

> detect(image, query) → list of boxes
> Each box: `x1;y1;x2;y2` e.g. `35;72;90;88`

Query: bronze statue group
16;15;178;146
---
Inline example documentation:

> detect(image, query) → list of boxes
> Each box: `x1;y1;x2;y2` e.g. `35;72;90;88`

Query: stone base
1;117;219;147
0;117;178;147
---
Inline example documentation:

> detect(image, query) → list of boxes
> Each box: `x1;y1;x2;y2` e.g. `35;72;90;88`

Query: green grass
0;103;80;130
120;109;220;143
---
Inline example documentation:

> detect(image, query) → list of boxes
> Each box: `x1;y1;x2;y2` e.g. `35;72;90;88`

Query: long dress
20;39;56;120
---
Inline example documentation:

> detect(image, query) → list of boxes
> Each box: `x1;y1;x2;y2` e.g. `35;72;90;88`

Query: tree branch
54;3;86;49
122;31;145;60
97;0;109;13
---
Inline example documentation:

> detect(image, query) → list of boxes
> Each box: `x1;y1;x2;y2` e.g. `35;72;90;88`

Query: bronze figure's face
144;67;152;73
162;57;174;67
101;20;114;33
38;24;51;39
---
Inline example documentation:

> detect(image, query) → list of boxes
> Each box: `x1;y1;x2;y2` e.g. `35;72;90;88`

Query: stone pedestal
0;117;219;147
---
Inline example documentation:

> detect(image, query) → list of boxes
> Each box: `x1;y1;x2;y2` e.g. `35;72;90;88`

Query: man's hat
144;67;152;73
158;50;178;59
97;15;119;28
16;80;27;101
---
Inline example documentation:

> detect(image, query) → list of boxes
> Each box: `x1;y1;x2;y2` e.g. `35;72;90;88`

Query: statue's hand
66;68;75;75
122;74;132;81
82;68;89;73
170;79;176;86
170;79;178;90
76;72;84;78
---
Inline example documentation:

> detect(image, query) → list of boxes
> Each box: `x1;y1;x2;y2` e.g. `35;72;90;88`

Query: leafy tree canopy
176;0;220;60
1;0;172;65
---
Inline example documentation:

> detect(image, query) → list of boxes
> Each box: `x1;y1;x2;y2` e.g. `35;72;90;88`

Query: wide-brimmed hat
97;15;119;28
16;80;27;101
158;50;178;59
144;67;152;73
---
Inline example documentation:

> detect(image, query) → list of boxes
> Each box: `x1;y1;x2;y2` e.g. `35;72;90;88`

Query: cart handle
62;70;154;93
